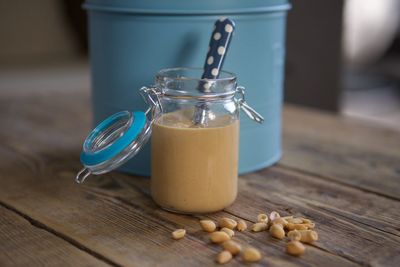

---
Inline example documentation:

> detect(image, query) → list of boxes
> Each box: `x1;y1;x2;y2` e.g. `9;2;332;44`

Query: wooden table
1;85;399;267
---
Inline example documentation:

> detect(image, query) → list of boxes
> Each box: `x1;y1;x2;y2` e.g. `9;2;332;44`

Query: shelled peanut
218;218;237;230
172;212;319;264
287;240;306;256
200;220;217;232
222;240;241;255
288;229;318;243
287;229;302;241
171;229;186;240
251;222;268;232
269;211;281;221
221;227;235;238
269;224;285;239
210;231;231;243
242;247;262;263
216;250;232;264
257;213;269;223
272;217;289;228
286;217;315;231
237;219;247;231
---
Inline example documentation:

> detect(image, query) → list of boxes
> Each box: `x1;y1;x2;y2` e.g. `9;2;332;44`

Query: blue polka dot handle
202;18;235;81
193;18;235;125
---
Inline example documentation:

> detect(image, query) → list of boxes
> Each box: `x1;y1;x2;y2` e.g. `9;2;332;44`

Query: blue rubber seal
80;111;146;166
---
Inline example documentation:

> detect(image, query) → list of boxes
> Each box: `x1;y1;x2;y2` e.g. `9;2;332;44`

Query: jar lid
76;110;152;183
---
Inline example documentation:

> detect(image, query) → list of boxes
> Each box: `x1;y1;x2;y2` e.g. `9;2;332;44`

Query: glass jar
76;67;263;214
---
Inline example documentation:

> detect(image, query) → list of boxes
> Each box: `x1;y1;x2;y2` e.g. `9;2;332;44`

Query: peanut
305;222;315;229
286;223;308;231
172;229;186;240
200;220;216;232
296;230;318;243
288;218;303;224
269;211;280;221
272;217;288;227
287;230;302;241
302;218;312;224
288;217;314;228
257;213;269;223
286;241;306;256
221;227;235;238
269;224;285;239
222;240;242;255
216;250;232;264
210;231;230;243
251;222;268;232
242;247;262;262
237;219;247;231
218;218;237;230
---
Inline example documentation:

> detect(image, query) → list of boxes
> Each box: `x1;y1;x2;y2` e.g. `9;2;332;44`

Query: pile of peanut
172;211;318;264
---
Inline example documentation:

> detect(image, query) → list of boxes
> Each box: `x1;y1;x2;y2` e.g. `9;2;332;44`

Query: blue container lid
84;0;290;15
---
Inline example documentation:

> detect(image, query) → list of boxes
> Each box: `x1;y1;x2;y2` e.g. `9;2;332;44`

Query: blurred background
1;0;399;130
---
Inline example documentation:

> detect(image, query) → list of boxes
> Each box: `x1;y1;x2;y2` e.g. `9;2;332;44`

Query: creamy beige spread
151;110;239;213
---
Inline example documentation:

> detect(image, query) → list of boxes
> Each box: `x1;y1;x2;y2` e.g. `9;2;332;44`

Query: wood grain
121;166;400;266
257;167;400;237
0;205;110;267
282;105;400;200
0;85;399;266
228;169;400;266
0;146;358;267
0;145;226;267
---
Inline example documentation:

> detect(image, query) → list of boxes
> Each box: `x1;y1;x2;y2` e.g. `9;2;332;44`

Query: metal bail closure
236;86;264;124
76;87;162;184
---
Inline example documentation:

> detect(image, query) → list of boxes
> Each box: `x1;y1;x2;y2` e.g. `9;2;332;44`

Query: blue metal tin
84;0;290;176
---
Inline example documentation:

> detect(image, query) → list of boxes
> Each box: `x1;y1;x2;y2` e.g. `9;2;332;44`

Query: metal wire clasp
235;86;264;124
140;86;163;123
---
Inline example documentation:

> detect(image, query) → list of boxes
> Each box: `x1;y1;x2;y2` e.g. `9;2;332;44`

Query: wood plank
2;82;399;201
1;81;399;266
0;144;233;267
0;205;111;267
227;168;400;266
4;87;399;201
264;167;400;237
120;166;400;266
281;105;400;200
0;143;358;267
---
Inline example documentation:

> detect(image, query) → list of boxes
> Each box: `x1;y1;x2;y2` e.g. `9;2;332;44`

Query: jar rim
156;67;237;83
161;89;236;100
155;67;237;100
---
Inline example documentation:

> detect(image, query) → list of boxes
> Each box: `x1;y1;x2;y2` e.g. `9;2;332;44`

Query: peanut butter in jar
151;111;239;214
75;68;263;215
